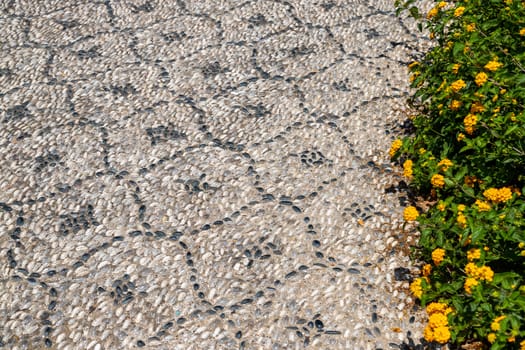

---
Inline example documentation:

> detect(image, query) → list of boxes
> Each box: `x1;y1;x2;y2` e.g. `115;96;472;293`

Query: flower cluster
389;139;402;158
465;262;494;282
450;79;466;92
410;277;425;298
483;187;513;203
454;6;465;17
450;99;462;110
432;248;445;266
484;60;503;71
431;174;445;188
475;72;487;86
463;113;478;135
470;101;485;113
403;206;419;221
403;160;413;178
474;199;491;212
437;158;453;171
464;277;479;294
467;248;481;261
424;302;452;344
457;204;467;228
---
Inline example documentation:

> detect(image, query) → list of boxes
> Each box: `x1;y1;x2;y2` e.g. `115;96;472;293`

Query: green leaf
453;42;465;58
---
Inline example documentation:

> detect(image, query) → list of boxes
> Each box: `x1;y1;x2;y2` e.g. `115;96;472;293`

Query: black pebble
235;331;242;339
315;319;324;329
137;340;145;347
177;317;186;324
394;267;411;281
49;288;57;297
312;240;321;247
307;321;314;328
44;338;52;347
48;301;57;311
285;271;297;279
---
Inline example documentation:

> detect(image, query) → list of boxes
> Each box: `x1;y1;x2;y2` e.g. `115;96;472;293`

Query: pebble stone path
1;1;433;349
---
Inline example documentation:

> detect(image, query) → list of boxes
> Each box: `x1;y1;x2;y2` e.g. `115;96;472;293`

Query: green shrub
392;0;525;348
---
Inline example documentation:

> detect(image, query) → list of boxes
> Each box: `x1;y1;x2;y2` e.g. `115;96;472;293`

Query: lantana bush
392;0;525;349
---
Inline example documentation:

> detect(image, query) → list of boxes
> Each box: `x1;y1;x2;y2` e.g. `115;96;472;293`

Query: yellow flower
519;242;525;249
389;139;403;158
480;265;494;281
500;89;506;95
474;199;491;212
483;187;513;203
520;339;525;349
410;71;420;82
467;248;481;261
428;313;448;328
438;158;453;171
410;278;424;298
450;79;466;92
423;325;434;342
437;202;446;211
520;28;525;36
464;277;479;294
452;63;460;74
427;7;439;19
485;60;503;71
403;160;413;178
438;1;447;9
457;133;465;142
457;213;467;228
508;336;515;342
431;174;445;188
454;6;465;16
419;148;426;154
433;326;451;344
465;262;479;277
487;333;496;343
463;113;478;135
408;61;419;69
450;99;462;110
422;264;432;277
426;302;450;315
403;206;419;221
466;23;476;32
432;248;445;266
475;72;488;86
491;315;506;331
470;101;485;113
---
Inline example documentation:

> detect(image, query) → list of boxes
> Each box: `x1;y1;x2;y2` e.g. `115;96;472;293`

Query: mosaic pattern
0;1;431;349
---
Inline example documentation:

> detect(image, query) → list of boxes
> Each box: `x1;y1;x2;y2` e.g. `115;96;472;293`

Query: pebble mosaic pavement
0;1;434;349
